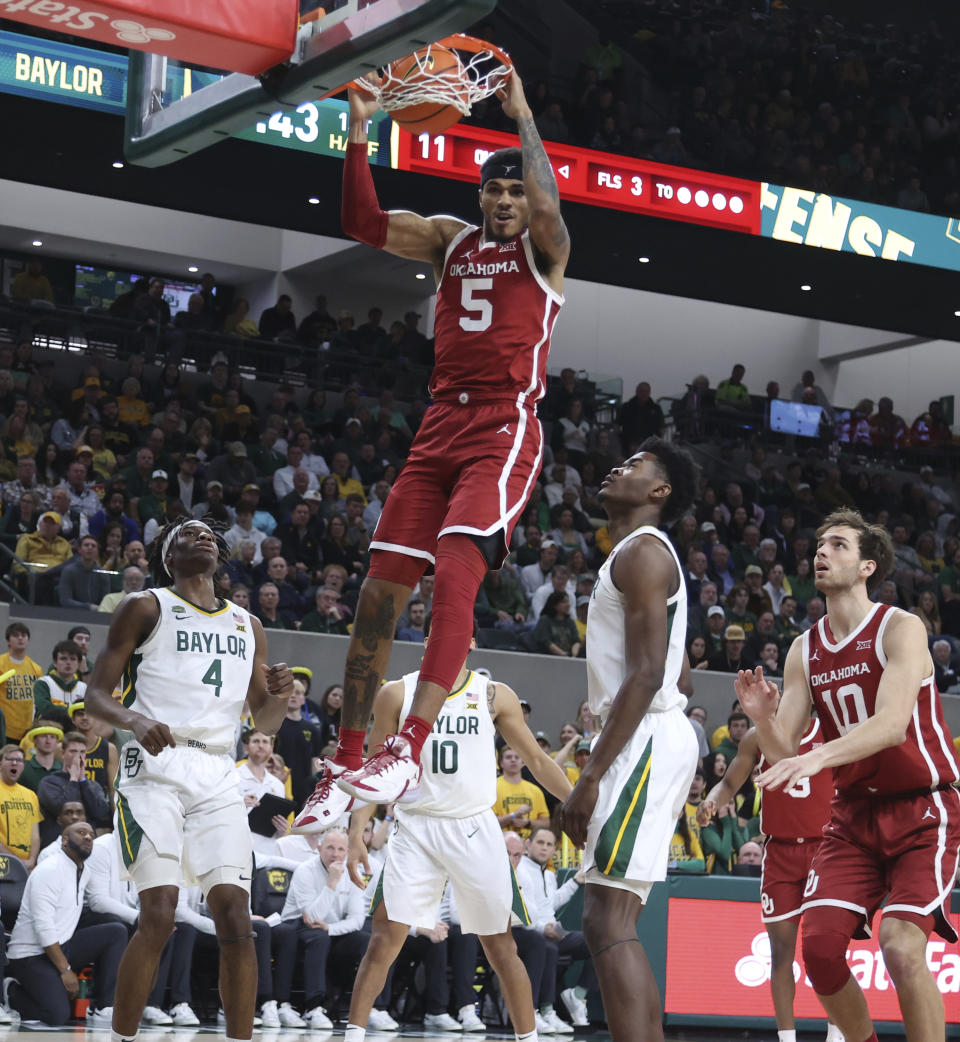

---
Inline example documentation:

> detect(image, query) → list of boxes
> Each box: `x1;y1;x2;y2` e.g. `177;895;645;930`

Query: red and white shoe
291;760;355;833
336;734;422;804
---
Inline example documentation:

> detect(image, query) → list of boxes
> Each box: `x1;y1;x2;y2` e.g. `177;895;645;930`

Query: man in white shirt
515;826;593;1029
273;446;320;500
237;729;288;855
362;480;392;531
281;828;366;1029
6;821;126;1025
520;541;560;599
530;564;577;622
224;504;267;563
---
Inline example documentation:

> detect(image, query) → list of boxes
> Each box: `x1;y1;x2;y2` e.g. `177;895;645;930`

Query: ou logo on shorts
803;868;820;898
110;19;177;44
760;891;774;916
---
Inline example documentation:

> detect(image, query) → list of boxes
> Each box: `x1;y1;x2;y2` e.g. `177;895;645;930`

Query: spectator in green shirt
715;363;750;408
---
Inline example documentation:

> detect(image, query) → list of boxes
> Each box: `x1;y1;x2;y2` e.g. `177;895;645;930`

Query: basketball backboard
124;0;497;167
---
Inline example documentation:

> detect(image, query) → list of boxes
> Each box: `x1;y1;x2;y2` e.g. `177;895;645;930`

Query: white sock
111;1032;136;1042
825;1025;845;1042
516;1029;538;1042
225;1036;252;1042
778;1032;797;1042
345;1024;366;1042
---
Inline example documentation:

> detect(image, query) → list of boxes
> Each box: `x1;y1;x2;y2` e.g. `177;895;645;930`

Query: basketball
388;44;467;135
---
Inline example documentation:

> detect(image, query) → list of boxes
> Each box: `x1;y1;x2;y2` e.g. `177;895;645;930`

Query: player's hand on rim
132;715;176;756
734;665;779;720
496;68;529;120
262;662;294;700
348;77;382;121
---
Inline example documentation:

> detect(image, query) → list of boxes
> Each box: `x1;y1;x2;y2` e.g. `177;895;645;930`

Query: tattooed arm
497;70;570;289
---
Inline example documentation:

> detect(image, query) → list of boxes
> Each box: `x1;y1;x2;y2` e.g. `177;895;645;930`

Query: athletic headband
480;153;523;186
161;520;214;577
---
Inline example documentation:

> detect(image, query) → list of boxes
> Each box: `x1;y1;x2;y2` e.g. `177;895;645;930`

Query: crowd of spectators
468;0;960;215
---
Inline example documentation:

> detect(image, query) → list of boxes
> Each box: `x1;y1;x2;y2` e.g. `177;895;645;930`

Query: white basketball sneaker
292;760;355;833
560;989;589;1027
458;1005;485;1032
337;734;422;804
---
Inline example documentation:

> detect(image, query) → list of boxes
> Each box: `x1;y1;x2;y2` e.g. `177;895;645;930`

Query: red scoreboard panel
394;122;762;235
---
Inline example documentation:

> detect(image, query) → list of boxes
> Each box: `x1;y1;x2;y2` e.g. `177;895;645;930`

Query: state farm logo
0;3;177;43
735;932;800;987
734;931;960;994
110;19;176;44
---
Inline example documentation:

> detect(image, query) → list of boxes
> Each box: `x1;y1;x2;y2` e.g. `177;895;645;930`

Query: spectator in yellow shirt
116;378;151;428
0;622;43;742
0;744;42;866
493;746;549;839
11;260;53;304
330;451;366;503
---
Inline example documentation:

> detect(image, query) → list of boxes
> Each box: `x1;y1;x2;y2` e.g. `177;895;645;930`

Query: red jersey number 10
820;683;868;735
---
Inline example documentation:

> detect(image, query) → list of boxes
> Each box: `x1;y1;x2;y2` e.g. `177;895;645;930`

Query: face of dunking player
479;178;528;242
167;521;219;579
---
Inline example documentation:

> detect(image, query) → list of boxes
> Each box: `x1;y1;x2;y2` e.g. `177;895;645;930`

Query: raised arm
737;639;810;765
498;71;570;285
560;535;675;848
492;682;572;802
85;592;176;756
759;612;926;792
342;85;466;270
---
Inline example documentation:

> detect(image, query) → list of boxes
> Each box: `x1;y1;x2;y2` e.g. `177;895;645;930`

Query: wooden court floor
0;1024;850;1041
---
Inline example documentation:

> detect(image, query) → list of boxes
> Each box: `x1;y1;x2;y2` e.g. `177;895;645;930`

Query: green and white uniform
583;525;698;900
114;587;255;894
373;669;527;935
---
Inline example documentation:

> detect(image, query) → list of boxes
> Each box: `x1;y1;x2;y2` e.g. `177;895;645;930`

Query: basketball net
355;34;512;117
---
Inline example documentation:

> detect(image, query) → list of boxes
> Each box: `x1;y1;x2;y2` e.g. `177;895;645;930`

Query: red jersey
431;226;563;402
803;602;960;797
760;717;834;839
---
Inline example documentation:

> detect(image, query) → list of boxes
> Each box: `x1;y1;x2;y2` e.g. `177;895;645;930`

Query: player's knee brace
801;928;852;996
418;535;487;691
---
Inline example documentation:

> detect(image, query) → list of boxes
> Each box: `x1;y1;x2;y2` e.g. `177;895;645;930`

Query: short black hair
637;437;699;525
67;626;90;641
52;640;82;660
5;623;29;640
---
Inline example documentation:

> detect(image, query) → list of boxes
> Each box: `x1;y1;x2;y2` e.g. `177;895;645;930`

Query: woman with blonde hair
912;589;941;636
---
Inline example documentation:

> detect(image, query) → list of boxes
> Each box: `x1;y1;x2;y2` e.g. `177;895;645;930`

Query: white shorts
373;809;523;936
583;707;698;901
115;741;252;894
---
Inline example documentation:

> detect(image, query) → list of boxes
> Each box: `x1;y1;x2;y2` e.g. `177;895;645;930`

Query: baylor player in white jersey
344;625;572;1042
560;439;700;1042
86;517;293;1042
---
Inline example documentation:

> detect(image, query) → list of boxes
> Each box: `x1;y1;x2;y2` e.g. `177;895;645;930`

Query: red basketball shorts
760;836;822;923
801;786;960;941
370;395;543;569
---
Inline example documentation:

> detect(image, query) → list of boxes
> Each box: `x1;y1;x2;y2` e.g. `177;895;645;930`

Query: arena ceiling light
954;310;960;317
638;256;650;263
800;284;812;292
112;161;124;169
31;239;42;246
415;272;427;280
187;266;199;273
307;197;320;205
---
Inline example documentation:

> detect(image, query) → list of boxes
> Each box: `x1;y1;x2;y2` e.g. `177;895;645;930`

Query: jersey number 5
202;658;223;698
459;278;493;332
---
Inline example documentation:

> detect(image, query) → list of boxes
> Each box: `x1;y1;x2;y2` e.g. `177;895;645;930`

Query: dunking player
560;439;700;1042
85;518;293;1042
294;68;569;830
738;509;960;1042
343;620;571;1042
698;719;841;1042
